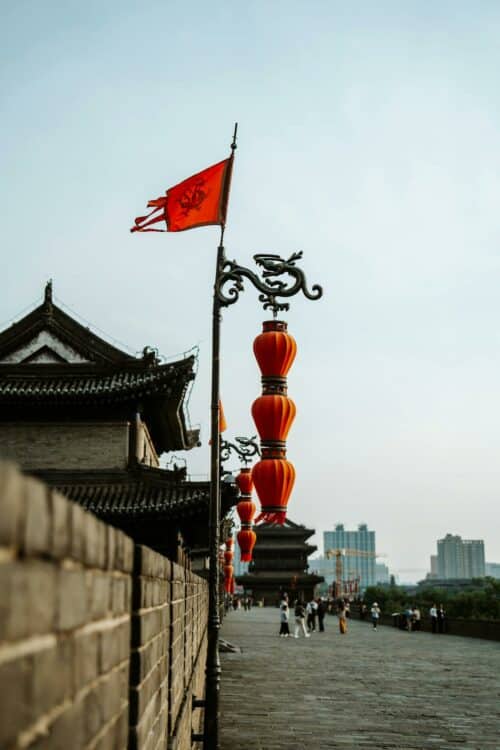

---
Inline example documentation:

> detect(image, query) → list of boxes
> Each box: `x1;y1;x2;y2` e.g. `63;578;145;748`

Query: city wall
349;605;500;641
0;462;207;750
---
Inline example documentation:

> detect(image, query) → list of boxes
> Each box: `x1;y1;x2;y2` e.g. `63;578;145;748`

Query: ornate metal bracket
220;435;260;466
215;251;323;315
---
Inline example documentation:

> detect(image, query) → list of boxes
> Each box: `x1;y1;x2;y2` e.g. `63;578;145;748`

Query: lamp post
204;249;322;749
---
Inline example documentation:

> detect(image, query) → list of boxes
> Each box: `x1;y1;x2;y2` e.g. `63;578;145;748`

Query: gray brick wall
0;422;130;470
0;462;209;750
130;546;171;750
0;461;133;750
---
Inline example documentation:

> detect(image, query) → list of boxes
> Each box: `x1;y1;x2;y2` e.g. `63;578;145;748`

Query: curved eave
35;467;238;521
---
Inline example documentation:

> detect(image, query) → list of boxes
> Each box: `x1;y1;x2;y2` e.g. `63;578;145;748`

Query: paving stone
220;608;500;750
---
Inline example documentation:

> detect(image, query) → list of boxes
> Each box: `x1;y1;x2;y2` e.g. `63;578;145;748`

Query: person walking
404;605;413;631
338;601;348;634
429;604;438;633
279;600;290;637
306;598;317;632
317;597;326;632
412;606;421;631
437;604;446;633
370;601;381;630
294;600;310;638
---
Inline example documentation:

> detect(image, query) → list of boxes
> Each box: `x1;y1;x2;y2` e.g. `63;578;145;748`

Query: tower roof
0;283;198;452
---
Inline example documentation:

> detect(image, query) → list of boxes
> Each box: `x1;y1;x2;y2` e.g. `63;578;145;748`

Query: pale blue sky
2;1;500;580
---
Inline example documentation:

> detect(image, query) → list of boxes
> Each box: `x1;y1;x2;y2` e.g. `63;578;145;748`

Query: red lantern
236;469;257;562
253;320;297;377
226;537;234;550
252;458;296;524
236;467;253;495
237;499;256;525
237;528;256;562
224;561;234;594
251;394;296;443
251;320;299;525
224;550;233;564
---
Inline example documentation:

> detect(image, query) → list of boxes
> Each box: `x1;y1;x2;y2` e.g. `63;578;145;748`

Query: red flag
219;399;227;433
131;157;233;233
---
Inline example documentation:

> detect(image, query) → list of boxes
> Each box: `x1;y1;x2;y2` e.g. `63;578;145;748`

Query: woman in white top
370;602;381;630
279;602;290;637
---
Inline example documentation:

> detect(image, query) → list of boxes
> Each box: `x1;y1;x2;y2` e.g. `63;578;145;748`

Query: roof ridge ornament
142;346;160;367
43;280;53;318
44;279;53;305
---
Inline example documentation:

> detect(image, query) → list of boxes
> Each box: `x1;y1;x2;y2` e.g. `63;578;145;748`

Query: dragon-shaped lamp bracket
220;435;260;468
215;251;323;316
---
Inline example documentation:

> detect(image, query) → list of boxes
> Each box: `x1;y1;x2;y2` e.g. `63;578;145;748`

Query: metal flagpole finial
231;123;238;152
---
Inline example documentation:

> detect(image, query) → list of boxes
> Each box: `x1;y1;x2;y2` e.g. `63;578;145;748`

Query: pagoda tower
236;518;324;606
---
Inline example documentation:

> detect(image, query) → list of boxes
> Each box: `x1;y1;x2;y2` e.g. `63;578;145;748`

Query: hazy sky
2;2;500;581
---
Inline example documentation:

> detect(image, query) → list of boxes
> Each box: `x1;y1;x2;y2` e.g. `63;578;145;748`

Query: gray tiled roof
0;360;193;403
34;466;238;520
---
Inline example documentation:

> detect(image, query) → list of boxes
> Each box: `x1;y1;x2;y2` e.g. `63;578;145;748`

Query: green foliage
362;579;500;621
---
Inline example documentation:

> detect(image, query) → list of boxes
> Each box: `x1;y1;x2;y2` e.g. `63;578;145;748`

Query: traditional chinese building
0;282;236;565
236;518;323;605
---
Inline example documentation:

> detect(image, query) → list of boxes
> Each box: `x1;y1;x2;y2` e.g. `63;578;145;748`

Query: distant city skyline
311;525;497;584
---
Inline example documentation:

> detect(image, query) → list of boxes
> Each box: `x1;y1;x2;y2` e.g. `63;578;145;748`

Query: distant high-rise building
485;562;500;579
430;555;438;577
437;534;485;579
323;523;376;589
375;562;390;584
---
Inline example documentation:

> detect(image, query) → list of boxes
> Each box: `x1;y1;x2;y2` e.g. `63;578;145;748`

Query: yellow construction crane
325;548;384;598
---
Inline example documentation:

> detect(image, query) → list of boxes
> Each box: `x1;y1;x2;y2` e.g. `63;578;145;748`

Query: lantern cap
262;320;288;333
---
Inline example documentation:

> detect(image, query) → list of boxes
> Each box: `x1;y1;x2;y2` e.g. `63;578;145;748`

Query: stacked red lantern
236;467;257;562
224;537;234;594
251;320;297;524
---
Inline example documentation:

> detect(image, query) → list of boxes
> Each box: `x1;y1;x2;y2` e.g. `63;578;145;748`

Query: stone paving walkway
220;607;500;749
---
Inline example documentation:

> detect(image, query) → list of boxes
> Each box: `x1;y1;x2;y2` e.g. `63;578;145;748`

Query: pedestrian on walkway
412;606;421;631
370;601;381;629
306;598;317;631
317;597;326;632
338;601;348;634
404;605;413;631
429;603;438;633
437;604;446;633
294;600;310;638
279;601;290;637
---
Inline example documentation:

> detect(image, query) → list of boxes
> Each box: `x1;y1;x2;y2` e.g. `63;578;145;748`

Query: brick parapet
0;461;133;750
0;461;209;750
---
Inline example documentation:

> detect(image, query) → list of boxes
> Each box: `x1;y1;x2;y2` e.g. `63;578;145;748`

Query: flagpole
204;125;237;750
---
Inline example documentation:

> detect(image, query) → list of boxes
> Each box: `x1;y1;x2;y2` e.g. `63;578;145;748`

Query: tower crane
325;548;385;598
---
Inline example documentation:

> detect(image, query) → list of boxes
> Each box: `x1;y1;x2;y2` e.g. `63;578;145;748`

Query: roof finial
44;279;53;305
